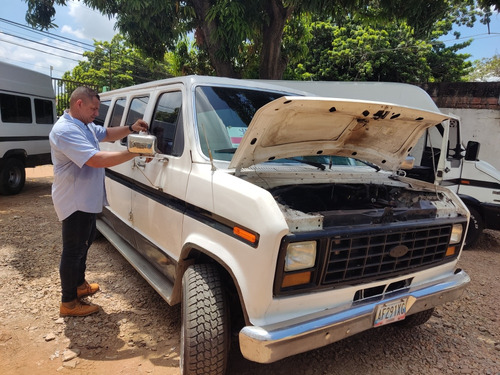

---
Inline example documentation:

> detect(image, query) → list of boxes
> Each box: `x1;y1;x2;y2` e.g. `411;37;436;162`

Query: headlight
450;224;463;245
285;241;317;271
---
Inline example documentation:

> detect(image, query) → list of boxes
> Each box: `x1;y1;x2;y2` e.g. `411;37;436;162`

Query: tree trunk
191;0;238;77
259;0;293;79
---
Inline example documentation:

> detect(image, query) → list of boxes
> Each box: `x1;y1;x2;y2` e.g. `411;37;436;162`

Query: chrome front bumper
239;269;470;363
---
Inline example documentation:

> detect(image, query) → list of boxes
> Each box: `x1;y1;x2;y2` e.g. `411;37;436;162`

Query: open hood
229;96;450;172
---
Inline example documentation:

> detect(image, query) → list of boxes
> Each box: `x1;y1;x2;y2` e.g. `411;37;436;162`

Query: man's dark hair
70;86;100;106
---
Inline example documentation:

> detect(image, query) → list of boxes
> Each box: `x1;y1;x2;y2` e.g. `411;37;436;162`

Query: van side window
125;96;149;126
94;100;111;126
108;98;126;128
0;93;32;123
123;96;149;145
34;98;54;124
151;91;183;156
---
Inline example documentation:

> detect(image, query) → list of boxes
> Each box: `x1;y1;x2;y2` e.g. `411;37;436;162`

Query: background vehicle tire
396;308;434;328
464;206;484;249
181;264;229;375
0;158;26;195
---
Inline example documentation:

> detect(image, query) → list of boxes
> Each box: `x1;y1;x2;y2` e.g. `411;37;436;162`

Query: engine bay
270;183;447;229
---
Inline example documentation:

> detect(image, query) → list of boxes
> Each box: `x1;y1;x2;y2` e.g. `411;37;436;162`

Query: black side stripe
0;136;49;142
105;168;186;213
104;168;259;247
443;178;500;191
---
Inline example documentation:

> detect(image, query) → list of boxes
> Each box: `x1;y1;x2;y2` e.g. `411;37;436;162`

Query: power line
0;15;96;76
0;36;82;62
440;32;500;43
0;17;95;49
0;56;69;76
0;30;84;56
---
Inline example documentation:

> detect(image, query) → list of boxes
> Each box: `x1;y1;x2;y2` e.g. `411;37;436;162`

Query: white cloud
0;32;64;76
1;0;118;78
64;2;117;43
60;24;87;40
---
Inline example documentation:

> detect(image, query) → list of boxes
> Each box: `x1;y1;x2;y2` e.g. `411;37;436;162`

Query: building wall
417;82;500;170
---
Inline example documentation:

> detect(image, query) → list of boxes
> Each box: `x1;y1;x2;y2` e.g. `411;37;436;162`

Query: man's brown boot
60;299;99;317
77;281;100;298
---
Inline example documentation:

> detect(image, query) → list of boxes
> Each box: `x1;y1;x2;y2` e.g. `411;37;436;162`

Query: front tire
0;158;26;195
181;264;229;375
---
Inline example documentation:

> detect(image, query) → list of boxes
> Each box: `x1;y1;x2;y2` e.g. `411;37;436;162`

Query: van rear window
109;98;126;127
0;93;32;123
95;100;111;126
34;98;54;124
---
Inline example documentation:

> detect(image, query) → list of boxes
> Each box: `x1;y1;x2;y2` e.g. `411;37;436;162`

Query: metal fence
51;78;99;117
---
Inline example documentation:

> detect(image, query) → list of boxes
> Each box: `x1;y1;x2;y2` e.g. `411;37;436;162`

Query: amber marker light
282;271;312;288
233;226;257;244
445;246;456;257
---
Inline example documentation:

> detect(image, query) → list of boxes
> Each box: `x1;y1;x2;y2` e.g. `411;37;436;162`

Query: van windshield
195;85;361;168
195;86;285;161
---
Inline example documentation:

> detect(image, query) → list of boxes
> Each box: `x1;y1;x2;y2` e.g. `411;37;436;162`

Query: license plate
373;299;407;327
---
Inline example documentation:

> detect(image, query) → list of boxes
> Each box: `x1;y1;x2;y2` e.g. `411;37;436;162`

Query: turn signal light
233;226;257;244
281;271;312;288
445;246;456;257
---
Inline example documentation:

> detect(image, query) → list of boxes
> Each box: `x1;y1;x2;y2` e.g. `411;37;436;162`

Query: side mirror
464;141;480;161
128;133;157;156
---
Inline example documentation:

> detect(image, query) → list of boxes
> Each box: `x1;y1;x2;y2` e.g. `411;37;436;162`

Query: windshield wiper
285;158;326;170
358;159;380;171
215;148;238;153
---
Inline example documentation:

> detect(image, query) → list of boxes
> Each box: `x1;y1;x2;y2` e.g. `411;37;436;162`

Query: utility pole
109;46;112;91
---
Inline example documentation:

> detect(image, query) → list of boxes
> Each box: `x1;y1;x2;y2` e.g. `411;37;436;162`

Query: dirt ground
0;166;499;375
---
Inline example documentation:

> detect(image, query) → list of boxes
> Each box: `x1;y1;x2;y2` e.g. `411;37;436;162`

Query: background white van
0;61;56;195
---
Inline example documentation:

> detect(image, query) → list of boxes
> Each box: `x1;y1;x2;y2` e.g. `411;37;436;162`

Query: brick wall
416;82;500;110
415;82;500;170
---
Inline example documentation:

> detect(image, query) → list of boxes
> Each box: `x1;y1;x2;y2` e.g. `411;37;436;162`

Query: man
50;86;148;317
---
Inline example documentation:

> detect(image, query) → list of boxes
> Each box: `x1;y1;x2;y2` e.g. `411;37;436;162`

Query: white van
96;76;470;375
0;61;56;195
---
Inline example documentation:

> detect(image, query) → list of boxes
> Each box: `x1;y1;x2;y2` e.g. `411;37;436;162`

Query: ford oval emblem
389;245;409;258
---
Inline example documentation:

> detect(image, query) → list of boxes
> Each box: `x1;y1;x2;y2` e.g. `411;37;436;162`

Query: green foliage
24;0;66;30
467;54;500;81
205;0;257;62
61;35;172;90
477;0;500;10
284;16;472;82
168;39;214;76
281;14;313;79
427;40;473;82
22;0;499;80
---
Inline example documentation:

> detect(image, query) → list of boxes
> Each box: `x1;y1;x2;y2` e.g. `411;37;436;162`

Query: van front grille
321;224;453;286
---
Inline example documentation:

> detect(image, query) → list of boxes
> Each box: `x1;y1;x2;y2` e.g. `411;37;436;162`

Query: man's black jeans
60;211;96;302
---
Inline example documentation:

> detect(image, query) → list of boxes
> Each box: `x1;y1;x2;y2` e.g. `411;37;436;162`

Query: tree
287;19;433;82
168;38;214;77
284;16;472;82
467;54;500;81
427;39;473;82
61;35;172;90
22;0;500;79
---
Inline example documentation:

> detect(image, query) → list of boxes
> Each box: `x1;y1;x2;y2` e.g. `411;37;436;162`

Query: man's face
78;96;100;124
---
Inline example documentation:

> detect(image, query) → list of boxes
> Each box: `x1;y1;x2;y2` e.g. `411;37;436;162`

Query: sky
1;0;117;78
1;0;499;79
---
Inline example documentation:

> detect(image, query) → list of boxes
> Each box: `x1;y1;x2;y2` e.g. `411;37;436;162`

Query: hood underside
228;96;450;172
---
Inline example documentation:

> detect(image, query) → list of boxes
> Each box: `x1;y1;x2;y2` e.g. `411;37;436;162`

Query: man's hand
130;119;149;133
103;119;149;142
